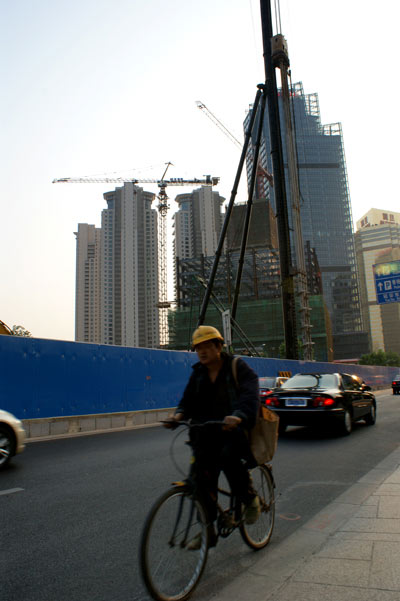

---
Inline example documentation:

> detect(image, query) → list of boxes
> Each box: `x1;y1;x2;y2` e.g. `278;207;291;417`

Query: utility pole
260;0;298;359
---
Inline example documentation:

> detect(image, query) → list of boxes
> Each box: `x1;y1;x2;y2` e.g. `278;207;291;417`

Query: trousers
189;425;255;522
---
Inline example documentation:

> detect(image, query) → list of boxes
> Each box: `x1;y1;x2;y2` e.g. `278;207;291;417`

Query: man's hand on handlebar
162;413;184;429
223;415;242;431
162;414;242;431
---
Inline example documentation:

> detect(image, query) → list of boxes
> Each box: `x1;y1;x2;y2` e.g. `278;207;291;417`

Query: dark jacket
176;353;260;430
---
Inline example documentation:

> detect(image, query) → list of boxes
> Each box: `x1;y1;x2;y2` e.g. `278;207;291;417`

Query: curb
22;408;172;442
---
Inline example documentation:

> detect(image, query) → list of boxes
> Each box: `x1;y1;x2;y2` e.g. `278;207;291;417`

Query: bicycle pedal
217;511;236;536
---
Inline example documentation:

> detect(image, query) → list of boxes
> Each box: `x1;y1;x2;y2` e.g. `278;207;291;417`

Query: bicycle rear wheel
140;486;209;601
240;464;275;550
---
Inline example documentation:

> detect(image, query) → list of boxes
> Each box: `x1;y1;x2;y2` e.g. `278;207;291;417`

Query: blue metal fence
0;336;397;420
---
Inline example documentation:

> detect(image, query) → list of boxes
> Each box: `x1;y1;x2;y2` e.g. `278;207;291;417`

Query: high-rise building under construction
245;82;369;359
169;183;331;360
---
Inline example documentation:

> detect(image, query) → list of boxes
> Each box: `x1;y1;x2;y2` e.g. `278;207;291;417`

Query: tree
359;349;400;367
278;339;314;360
12;325;32;337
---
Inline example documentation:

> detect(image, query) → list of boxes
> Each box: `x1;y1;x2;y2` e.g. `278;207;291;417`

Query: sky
1;0;399;342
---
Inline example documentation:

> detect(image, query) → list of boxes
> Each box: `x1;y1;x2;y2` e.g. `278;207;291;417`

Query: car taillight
313;396;335;407
264;396;279;407
393;382;397;387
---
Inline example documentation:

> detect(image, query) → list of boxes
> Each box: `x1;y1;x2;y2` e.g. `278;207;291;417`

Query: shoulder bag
232;357;279;464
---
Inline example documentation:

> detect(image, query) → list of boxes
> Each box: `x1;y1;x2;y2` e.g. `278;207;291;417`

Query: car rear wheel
365;404;376;426
0;426;15;470
339;410;352;436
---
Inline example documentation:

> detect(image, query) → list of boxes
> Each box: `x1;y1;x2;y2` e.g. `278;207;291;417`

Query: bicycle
139;420;276;601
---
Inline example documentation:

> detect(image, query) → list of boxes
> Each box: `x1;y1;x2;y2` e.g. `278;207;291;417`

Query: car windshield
259;377;276;388
281;374;337;389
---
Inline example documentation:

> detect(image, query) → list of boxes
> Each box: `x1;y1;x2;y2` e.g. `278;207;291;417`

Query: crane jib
52;176;219;186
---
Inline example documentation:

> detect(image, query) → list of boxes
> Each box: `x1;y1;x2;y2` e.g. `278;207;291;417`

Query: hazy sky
1;0;399;341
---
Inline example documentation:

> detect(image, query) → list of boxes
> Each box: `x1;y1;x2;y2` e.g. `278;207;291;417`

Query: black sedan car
262;372;376;435
392;375;400;395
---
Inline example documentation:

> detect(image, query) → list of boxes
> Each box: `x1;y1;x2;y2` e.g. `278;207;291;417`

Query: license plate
285;398;308;407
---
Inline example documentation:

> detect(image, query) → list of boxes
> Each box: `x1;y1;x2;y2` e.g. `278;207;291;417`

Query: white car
0;409;26;470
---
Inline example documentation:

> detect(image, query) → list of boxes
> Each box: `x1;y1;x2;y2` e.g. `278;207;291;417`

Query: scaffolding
170;247;331;360
176;249;281;309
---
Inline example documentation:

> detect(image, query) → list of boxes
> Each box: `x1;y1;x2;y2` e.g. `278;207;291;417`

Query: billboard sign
373;260;400;305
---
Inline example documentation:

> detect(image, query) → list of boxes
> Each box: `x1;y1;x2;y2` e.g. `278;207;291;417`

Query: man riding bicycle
165;325;261;549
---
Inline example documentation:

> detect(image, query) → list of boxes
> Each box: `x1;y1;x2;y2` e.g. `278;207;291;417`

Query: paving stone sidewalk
209;446;400;601
275;462;400;601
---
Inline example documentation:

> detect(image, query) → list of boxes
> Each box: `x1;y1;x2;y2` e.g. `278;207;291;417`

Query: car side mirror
362;384;371;391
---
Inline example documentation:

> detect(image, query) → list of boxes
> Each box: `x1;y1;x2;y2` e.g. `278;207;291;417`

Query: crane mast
54;169;219;348
272;34;314;361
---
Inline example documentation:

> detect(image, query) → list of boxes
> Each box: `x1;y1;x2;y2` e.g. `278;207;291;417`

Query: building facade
245;82;368;359
356;208;400;230
355;210;400;354
173;186;225;261
226;197;278;251
75;223;102;343
75;183;160;349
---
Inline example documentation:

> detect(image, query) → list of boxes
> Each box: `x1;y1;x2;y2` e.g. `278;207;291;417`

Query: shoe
187;529;217;551
244;495;260;525
187;533;202;550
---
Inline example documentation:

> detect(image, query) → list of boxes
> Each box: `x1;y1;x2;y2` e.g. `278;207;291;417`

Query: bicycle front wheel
240;464;275;550
140;486;209;601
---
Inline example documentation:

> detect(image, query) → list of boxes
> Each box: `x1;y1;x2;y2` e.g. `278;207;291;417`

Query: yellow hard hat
192;325;224;348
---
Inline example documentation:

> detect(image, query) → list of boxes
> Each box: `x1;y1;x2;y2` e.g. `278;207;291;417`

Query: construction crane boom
196;101;273;188
53;176;219;186
196;101;242;149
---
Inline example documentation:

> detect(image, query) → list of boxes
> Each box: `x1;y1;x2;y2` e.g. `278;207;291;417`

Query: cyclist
165;325;261;549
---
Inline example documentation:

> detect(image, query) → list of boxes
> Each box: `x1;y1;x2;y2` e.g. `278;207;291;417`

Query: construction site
168;192;332;360
53;2;360;362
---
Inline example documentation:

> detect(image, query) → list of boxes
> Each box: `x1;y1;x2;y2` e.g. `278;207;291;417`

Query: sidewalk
211;444;400;601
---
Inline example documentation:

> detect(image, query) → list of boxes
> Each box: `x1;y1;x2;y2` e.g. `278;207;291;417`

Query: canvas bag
232;358;279;465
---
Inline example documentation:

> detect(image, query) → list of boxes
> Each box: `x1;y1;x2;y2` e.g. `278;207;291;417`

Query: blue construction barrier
0;336;397;420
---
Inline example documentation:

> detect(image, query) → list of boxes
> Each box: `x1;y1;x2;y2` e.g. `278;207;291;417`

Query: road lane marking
0;487;24;496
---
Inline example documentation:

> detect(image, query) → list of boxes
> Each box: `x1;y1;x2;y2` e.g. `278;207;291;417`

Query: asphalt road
1;390;398;601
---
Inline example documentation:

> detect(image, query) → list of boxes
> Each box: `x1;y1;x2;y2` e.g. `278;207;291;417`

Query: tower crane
53;167;219;348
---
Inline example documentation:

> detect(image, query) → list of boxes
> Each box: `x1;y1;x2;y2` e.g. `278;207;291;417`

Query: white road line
0;487;24;496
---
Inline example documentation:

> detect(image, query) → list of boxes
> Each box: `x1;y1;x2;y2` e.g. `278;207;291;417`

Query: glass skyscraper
245;82;369;358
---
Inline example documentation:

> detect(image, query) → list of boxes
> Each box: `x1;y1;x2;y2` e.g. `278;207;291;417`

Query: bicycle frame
140;422;276;601
167;420;275;536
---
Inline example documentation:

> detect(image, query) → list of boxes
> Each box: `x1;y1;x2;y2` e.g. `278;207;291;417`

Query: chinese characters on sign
373;260;400;305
